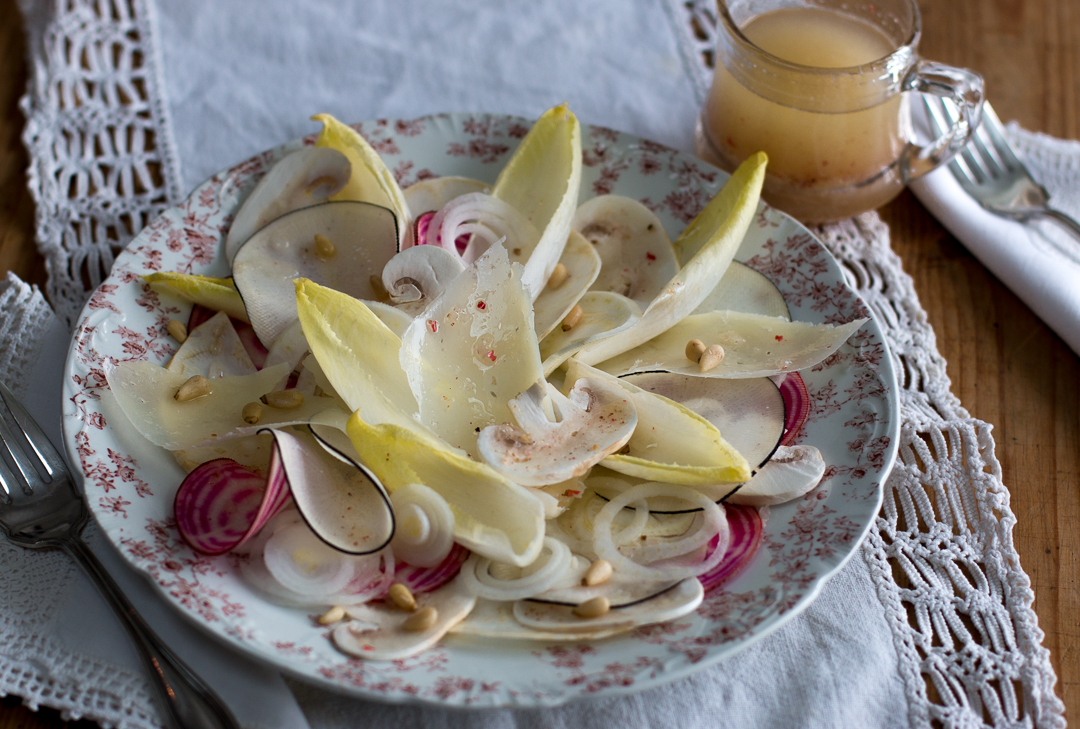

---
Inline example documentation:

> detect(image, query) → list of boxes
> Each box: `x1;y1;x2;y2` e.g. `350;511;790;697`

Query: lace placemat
3;0;1066;726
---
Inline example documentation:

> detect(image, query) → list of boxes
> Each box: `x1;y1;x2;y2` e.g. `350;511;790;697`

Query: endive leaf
143;272;248;322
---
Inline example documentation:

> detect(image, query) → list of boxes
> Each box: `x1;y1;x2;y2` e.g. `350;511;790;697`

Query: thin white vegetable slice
575;153;767;365
622;373;785;469
333;578;476;661
491;103;582;300
263;520;355;595
381;244;465;316
425;192;539;265
692;261;791;320
539;292;641;377
404;176;489;220
450;598;635;641
361;300;413;338
262;319;310;374
477;379;636;486
512;577;703;633
597;311;868;379
727;445;826;506
171;434;273;474
399;244;544;457
225;147;351;263
531;568;681;608
566;360;751;492
389;483;455;567
346;411;546;567
312;113;413;246
232;201;400;347
532;230;602;340
166;311;256;378
105;360;343;450
266;429;394;555
295;278;421;428
572;195;679;308
459;537;572;601
592;483;728;581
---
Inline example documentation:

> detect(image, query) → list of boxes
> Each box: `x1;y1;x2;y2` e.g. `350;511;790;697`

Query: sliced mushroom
726;444;826;506
477;378;637;487
692;261;791;320
226;147;351;263
381;244;465;316
539;291;641;377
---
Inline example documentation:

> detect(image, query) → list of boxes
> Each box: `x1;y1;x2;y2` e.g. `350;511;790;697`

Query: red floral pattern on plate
62;114;899;707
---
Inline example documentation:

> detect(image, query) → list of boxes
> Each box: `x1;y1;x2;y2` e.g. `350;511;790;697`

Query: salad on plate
101;104;869;662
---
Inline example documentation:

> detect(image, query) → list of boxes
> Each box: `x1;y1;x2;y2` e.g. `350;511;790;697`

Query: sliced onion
425;192;539;265
174;457;290;555
389;483;454;568
264;520;354;596
776;372;810;446
592;483;729;581
696;504;764;592
460;537;571;601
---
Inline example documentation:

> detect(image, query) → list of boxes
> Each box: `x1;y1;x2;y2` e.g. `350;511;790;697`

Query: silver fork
923;97;1080;241
0;380;241;729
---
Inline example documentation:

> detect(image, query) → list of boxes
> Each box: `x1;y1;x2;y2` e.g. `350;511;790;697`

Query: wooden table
0;0;1076;726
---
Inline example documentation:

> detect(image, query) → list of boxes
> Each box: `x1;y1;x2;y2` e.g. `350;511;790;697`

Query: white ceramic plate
63;113;899;707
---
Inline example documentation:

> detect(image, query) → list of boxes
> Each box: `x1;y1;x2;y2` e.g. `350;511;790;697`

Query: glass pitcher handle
899;60;985;182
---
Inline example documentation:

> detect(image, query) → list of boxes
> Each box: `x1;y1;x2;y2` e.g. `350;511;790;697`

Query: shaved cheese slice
105;360;344;450
597;311;868;379
566;360;751;493
532;230;601;340
399;244;544;457
346;413;545;567
167;311;256;378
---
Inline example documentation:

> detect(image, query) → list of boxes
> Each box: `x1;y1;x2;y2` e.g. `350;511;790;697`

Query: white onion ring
426;192;537;264
389;483;454;568
613;499;650;546
264;520;355;596
592;483;729;581
460;537;571;601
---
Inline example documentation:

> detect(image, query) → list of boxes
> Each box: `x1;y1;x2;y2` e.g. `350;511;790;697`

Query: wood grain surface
0;0;1076;726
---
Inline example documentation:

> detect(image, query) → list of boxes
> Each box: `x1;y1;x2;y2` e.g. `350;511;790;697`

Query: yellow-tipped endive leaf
565;360;751;495
143;273;248;322
399;244;544;458
105;361;346;450
294;279;421;430
312;113;412;245
575;152;767;366
597;311;868;379
532;230;602;340
491;103;582;300
346;413;545;567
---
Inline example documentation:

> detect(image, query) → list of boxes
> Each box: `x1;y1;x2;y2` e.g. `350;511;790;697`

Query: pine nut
582;559;613;586
242;402;263;424
387;583;417;612
261;390;304;409
698;344;725;373
573;596;610;618
402;606;438;632
685;338;706;363
314;233;336;257
166;319;188;343
547;263;569;289
318;605;346;625
174;375;211;402
561;304;584;332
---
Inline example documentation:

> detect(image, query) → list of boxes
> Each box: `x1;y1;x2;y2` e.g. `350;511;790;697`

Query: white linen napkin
909;126;1080;356
0;274;312;729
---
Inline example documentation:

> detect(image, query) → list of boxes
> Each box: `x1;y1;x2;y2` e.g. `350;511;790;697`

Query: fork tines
0;381;63;500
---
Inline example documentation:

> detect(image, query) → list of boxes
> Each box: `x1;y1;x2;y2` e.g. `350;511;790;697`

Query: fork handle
1037;208;1080;242
62;538;242;729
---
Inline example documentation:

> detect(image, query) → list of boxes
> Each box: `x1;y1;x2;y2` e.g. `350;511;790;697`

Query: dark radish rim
258;426;396;556
230;200;402;348
522;579;684;609
593;482;743;515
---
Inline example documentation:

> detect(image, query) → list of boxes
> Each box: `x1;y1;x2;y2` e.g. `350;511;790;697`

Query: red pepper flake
486;350;497;362
428;319;438;333
476;300;486;310
646;252;656;261
775;335;783;342
564;489;581;497
363;645;373;651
